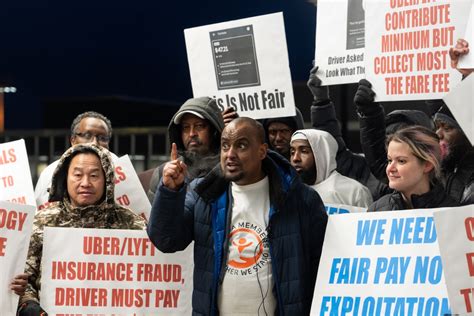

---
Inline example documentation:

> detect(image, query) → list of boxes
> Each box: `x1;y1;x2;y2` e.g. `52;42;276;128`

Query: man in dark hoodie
144;97;226;202
428;100;474;205
262;108;305;161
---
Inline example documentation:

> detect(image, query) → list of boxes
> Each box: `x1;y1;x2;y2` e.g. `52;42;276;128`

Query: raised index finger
170;142;178;161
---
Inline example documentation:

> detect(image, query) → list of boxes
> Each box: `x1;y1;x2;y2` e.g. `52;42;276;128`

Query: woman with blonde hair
368;126;458;212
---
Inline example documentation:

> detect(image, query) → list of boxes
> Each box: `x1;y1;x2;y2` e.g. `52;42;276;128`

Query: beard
441;137;471;171
299;167;317;186
181;150;220;179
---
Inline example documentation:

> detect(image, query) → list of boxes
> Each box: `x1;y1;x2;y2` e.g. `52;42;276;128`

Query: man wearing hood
147;117;327;315
429;101;474;205
18;144;145;315
290;129;373;207
262;108;305;161
144;97;226;203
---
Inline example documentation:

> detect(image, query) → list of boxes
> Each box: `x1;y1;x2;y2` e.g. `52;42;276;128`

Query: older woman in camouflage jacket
18;143;145;315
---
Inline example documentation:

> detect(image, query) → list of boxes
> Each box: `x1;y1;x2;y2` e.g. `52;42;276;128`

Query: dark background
1;0;322;129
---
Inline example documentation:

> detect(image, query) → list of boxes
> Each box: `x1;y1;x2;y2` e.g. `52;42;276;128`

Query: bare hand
449;38;473;77
222;107;239;126
162;143;187;190
10;273;28;296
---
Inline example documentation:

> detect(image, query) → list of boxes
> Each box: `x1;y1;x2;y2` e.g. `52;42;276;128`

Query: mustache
187;137;202;146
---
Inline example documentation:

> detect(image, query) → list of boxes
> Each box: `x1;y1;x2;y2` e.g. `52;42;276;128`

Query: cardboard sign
458;2;474;68
324;203;367;215
311;208;456;315
364;0;471;101
0;139;36;207
315;0;366;85
114;155;151;220
0;201;35;314
443;73;474;145
434;205;474;315
41;227;193;315
185;12;296;120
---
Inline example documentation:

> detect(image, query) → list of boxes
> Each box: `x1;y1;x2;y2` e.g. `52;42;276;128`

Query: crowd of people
5;38;473;315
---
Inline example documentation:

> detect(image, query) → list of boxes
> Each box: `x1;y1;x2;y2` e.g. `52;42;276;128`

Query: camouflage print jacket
20;144;146;305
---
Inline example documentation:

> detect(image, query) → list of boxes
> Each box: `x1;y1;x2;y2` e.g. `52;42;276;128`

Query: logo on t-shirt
226;222;270;276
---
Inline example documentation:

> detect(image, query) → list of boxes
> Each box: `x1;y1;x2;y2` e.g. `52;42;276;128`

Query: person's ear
259;143;268;160
423;161;434;174
70;135;76;146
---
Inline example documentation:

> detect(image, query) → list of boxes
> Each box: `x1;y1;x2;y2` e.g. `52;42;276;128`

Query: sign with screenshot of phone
185;12;296;120
210;25;260;90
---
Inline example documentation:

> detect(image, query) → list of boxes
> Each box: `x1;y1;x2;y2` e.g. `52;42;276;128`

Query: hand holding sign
162;143;187;191
450;38;473;77
307;66;330;103
10;273;28;296
222;107;239;126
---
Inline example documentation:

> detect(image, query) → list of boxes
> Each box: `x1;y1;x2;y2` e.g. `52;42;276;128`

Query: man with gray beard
144;97;235;202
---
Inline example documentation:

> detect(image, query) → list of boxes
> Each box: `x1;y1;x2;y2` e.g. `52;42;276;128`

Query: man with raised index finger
147;117;328;315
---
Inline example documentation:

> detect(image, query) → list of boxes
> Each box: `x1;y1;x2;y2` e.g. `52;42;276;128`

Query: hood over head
48;143;116;206
262;108;305;138
168;97;225;152
291;129;338;185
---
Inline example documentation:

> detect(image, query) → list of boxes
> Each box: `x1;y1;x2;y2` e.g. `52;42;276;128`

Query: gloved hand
307;66;330;104
18;300;47;316
354;79;379;116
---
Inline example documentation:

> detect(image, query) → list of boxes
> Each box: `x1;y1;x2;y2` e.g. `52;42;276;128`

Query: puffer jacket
21;144;145;306
367;183;459;212
146;97;225;202
147;151;328;315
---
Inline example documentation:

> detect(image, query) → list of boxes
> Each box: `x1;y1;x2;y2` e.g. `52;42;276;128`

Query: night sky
1;1;317;129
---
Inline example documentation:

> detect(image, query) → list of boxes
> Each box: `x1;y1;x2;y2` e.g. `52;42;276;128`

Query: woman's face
386;140;432;198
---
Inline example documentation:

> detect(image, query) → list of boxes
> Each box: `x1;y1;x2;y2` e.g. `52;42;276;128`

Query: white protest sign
0;139;35;206
0;201;35;314
41;227;193;315
324;203;366;215
443;73;474;145
114;155;151;220
311;208;454;315
315;0;365;85
458;1;474;68
434;205;474;315
365;0;471;101
185;12;296;120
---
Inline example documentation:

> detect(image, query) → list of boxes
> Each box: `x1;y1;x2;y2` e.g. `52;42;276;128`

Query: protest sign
114;155;151;220
311;208;458;315
185;12;296;120
0;139;35;206
443;72;474;145
434;205;474;315
41;227;193;315
324;203;366;215
458;1;474;68
365;0;471;101
315;0;366;85
0;200;35;314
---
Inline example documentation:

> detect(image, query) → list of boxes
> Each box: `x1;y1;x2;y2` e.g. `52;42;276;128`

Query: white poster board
311;208;455;315
365;0;471;101
458;1;474;68
324;203;366;215
315;0;365;85
185;12;296;120
443;73;474;145
0;201;35;314
0;139;36;206
41;227;193;315
114;155;151;220
434;205;474;315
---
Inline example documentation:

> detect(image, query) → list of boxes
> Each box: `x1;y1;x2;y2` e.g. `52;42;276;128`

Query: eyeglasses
74;132;110;144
